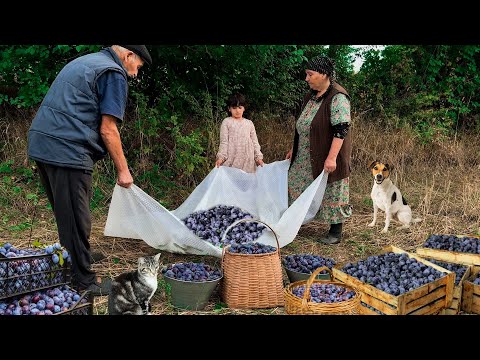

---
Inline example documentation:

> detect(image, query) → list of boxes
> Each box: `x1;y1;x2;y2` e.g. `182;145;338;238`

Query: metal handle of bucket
301;266;332;307
221;218;280;267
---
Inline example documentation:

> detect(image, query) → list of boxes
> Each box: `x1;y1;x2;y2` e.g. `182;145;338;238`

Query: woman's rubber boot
318;223;343;244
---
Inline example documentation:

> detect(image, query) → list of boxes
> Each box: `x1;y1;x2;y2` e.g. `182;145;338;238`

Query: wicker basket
284;267;361;315
221;219;284;309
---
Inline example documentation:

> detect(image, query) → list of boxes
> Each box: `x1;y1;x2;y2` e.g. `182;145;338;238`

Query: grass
1;112;480;314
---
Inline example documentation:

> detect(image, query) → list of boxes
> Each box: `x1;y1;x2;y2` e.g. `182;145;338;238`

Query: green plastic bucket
163;275;222;310
284;267;330;283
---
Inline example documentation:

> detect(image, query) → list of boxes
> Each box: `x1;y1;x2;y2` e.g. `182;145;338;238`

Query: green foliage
166;115;207;178
346;237;372;257
8;221;32;232
354;45;480;141
213;302;228;313
0;160;38;204
90;186;106;210
0;160;44;234
0;159;14;174
135;166;178;208
138;45;317;120
25;193;39;205
158;278;171;298
327;45;357;84
362;197;373;207
0;45;102;107
124;91;208;203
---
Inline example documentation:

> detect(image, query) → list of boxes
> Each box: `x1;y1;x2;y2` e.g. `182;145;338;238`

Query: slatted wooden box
415;255;472;315
333;245;455;315
416;234;480;273
416;234;480;314
462;267;480;315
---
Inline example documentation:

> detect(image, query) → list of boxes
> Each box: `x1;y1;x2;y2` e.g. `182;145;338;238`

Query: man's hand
256;159;264;167
215;159;224;168
117;169;133;188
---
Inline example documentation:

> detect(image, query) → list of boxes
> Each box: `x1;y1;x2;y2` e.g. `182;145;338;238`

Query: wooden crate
416;255;472;315
416;234;480;274
359;301;387;315
333;245;455;315
462;267;480;315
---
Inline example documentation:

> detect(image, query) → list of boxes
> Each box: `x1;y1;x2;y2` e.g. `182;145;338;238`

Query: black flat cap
119;45;152;66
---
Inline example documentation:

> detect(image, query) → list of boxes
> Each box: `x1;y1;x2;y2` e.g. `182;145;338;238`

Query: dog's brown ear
368;160;379;170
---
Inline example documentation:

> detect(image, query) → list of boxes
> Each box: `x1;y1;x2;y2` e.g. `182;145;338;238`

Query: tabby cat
108;253;161;315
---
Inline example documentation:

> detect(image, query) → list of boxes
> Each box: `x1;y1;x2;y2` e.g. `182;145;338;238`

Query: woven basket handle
301;266;332;307
220;218;280;268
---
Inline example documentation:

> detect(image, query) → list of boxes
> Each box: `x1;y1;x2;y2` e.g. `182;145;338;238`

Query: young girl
215;93;264;173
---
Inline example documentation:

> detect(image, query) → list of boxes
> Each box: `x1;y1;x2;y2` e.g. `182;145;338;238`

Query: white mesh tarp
104;160;327;258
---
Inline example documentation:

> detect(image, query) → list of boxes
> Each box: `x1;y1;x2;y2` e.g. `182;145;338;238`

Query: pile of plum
423;234;480;254
341;252;447;296
0;242;71;298
283;254;336;275
425;259;468;286
292;283;356;303
0;285;88;315
0;242;71;263
162;262;222;282
182;205;266;247
227;242;276;254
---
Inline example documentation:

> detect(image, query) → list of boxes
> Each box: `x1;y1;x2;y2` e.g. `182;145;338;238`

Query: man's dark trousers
35;161;96;288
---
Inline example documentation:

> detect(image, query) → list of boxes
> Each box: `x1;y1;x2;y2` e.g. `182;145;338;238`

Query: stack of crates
0;242;93;315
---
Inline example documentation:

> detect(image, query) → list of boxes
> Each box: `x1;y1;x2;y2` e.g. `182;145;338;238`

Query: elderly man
27;45;152;296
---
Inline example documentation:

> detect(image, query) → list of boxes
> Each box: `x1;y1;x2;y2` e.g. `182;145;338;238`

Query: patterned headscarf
306;55;336;79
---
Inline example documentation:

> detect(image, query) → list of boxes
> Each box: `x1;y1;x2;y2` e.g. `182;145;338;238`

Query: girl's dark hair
227;93;246;108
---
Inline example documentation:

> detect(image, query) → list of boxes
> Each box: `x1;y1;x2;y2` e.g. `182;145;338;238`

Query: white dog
367;161;421;233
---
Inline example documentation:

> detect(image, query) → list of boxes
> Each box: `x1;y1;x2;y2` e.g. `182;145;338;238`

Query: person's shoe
90;251;106;263
318;233;342;245
318;223;343;244
79;277;112;296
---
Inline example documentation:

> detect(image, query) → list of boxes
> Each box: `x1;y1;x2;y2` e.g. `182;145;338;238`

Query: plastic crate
0;251;70;300
0;284;93;315
57;288;94;315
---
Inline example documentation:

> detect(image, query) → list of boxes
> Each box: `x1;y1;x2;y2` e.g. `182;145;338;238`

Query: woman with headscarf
285;55;352;244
